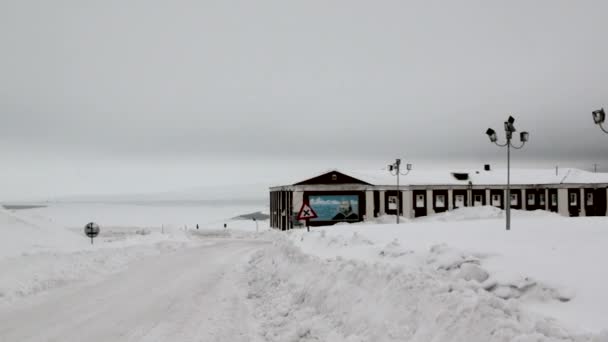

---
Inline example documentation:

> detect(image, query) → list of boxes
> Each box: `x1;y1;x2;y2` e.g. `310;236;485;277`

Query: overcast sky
1;0;607;200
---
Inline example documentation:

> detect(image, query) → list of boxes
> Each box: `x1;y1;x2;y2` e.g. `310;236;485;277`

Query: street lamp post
486;116;529;231
592;108;607;134
388;159;412;224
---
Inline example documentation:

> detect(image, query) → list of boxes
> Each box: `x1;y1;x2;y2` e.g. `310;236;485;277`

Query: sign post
84;222;100;245
297;203;318;232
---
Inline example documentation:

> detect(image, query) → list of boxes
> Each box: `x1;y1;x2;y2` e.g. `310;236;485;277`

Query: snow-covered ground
0;203;262;304
287;207;608;336
1;203;607;341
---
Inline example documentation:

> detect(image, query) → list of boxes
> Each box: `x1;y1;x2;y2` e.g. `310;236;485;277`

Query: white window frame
511;193;518;206
527;193;535;205
435;194;445;208
539;193;545;206
492;194;501;207
587;192;594;206
474;194;483;205
551;193;557;206
454;194;465;208
388;196;398;210
570;193;577;206
416;194;425;208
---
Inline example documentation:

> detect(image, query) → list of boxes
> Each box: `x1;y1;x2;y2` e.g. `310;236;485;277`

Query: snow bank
288;207;608;333
246;236;605;341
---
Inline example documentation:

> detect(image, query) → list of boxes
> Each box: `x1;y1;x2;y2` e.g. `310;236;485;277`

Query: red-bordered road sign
297;203;318;220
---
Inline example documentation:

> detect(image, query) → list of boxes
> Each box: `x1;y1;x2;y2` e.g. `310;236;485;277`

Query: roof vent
484;164;491;171
331;174;338;181
452;172;469;181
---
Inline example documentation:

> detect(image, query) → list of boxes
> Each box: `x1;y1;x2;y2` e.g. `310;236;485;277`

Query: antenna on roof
594;163;598;173
556;165;558;176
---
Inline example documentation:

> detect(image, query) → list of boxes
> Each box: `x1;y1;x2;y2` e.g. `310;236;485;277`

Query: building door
568;189;580;217
433;190;448;213
584;189;596;216
538;190;547;211
510;189;522;210
525;189;537;211
385;191;403;216
413;190;427;217
453;190;467;209
472;190;485;206
548;189;558;212
490;189;504;209
594;188;607;216
373;191;380;217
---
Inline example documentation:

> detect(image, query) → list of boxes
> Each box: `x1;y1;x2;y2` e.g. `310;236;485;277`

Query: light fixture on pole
388;158;412;224
486;115;529;231
592;108;608;134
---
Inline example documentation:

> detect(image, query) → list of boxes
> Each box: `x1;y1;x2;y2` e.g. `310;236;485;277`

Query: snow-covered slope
0;207;83;259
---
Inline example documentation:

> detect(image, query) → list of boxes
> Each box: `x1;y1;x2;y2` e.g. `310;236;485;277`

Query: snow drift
247;236;606;341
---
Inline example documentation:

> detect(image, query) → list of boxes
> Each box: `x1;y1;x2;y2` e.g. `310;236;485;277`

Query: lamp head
486;128;497;142
592;108;605;125
406;163;412;171
520;131;529;143
504;120;516;133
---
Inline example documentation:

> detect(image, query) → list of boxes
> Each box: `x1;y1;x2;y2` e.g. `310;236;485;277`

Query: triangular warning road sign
297;203;318;220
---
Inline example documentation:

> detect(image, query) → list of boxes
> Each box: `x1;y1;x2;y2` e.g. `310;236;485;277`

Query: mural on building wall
309;195;360;221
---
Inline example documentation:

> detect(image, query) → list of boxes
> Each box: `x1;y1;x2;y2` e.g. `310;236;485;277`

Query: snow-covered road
0;239;268;342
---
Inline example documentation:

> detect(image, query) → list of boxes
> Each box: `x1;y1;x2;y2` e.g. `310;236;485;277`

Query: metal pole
506;139;511;231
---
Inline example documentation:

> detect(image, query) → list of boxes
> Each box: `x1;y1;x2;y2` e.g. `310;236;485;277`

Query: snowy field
1;202;607;341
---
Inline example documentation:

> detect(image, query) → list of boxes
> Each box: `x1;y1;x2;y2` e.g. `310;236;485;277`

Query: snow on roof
283;168;608;187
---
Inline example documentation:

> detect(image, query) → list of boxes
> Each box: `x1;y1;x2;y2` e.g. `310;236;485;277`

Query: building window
539;193;545;206
474;194;483;205
416;194;425;208
492;194;501;207
332;174;337;181
551;194;557;206
570;193;577;206
587;192;594;206
435;194;445;208
454;195;465;208
511;194;518;206
527;193;535;205
388;196;398;210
